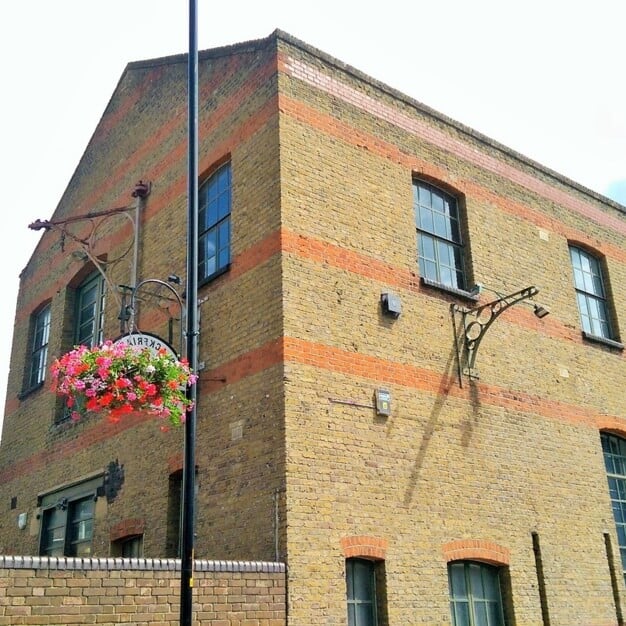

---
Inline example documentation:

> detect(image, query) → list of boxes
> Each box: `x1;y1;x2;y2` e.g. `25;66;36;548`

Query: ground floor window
346;558;378;626
39;476;101;557
40;495;94;557
111;534;143;558
601;432;626;583
448;561;505;626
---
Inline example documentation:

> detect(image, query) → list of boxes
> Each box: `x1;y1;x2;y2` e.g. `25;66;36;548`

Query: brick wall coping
0;555;285;573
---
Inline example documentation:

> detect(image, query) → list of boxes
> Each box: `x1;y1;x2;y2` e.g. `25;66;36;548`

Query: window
448;561;505;626
166;470;183;557
601;432;626;583
414;180;466;290
27;304;51;390
111;534;143;558
39;477;101;557
199;162;231;282
346;558;378;626
569;246;613;340
75;272;106;347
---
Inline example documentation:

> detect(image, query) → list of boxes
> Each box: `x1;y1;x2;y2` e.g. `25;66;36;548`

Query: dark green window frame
569;245;614;340
346;558;378;626
601;432;626;584
414;180;466;291
448;561;505;626
39;476;101;557
27;303;51;391
199;162;231;283
75;272;106;347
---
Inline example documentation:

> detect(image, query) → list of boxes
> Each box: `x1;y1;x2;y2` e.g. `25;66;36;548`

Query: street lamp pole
180;0;199;623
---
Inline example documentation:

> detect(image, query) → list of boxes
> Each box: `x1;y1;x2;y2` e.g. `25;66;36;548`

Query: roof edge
119;28;622;213
274;30;624;214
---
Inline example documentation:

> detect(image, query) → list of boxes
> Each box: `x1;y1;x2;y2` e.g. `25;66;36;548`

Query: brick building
1;29;625;625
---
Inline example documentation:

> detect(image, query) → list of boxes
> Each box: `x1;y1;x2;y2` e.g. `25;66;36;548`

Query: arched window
448;561;505;626
601;432;626;583
414;180;466;290
569;245;613;340
346;558;379;626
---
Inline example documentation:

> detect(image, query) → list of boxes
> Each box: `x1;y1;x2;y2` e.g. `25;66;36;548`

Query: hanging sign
113;331;178;360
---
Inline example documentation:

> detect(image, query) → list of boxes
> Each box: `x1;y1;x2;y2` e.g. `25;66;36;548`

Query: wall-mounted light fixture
451;286;549;384
381;292;402;318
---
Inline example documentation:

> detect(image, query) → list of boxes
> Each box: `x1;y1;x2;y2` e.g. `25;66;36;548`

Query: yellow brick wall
0;557;286;626
277;36;626;625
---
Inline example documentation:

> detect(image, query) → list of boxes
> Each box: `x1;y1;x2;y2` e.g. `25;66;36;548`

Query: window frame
569;245;615;341
198;162;232;284
24;303;51;394
346;557;378;626
414;179;467;292
38;476;101;557
75;272;106;347
601;432;626;584
448;560;505;626
111;534;144;558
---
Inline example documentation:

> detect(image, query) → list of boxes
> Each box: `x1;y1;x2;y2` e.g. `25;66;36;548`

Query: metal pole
180;0;198;623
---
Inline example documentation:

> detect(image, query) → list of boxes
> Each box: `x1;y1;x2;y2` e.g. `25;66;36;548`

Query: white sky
1;1;624;436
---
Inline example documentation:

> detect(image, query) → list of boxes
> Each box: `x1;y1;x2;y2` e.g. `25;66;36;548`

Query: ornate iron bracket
28;181;150;310
452;286;539;383
124;278;185;355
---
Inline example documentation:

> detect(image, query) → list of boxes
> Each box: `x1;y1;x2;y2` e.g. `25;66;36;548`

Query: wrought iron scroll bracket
28;181;150;311
452;285;539;384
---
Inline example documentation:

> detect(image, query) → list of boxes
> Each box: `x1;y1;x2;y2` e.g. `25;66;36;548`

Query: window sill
18;381;45;400
582;331;624;351
420;277;480;303
198;263;231;289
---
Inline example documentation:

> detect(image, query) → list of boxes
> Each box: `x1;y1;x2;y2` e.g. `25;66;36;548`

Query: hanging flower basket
50;340;197;426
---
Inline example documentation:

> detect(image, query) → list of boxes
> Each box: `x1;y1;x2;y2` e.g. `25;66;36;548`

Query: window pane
431;191;444;212
433;211;448;238
452;601;470;626
449;563;467;598
68;496;94;557
473;602;488;626
469;563;485;598
419;207;435;233
352;560;372;600
439;266;453;288
487;601;504;626
483;568;500;601
355;603;375;626
422;259;438;282
41;508;66;556
347;604;356;626
419;234;436;262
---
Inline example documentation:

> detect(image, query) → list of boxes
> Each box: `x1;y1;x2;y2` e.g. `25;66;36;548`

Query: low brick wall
0;556;286;625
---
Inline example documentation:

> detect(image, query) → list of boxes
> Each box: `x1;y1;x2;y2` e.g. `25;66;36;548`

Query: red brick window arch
442;539;510;566
340;535;388;559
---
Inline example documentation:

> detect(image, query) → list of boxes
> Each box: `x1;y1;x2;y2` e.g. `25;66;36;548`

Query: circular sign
113;331;178;360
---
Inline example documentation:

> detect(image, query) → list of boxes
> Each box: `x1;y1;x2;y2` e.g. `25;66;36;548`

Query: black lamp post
180;0;199;623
